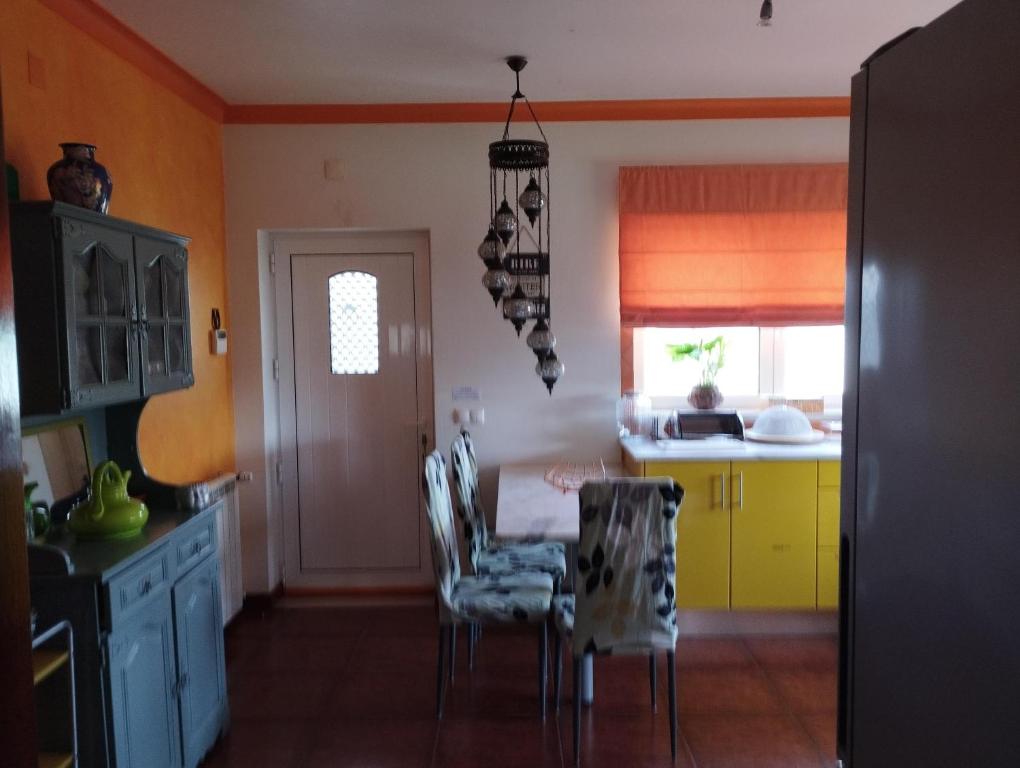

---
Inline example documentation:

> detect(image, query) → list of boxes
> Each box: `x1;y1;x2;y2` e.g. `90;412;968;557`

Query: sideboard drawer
177;512;217;575
105;545;172;628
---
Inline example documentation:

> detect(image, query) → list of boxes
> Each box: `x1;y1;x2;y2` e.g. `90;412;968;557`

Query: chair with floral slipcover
450;432;567;585
450;432;568;668
422;449;554;719
551;478;685;765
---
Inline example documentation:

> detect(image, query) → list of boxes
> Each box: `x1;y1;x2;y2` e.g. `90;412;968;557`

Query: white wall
223;117;850;594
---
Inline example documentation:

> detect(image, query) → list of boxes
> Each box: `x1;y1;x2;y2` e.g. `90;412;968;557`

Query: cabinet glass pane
74;249;102;317
147;325;167;376
101;247;130;319
168;324;187;374
77;325;102;385
165;262;185;319
144;259;164;319
107;325;130;383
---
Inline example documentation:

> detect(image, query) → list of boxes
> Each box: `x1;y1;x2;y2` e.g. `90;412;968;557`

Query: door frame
271;231;434;590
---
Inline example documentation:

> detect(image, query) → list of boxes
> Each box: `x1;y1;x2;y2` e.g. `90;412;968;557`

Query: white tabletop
494;463;623;544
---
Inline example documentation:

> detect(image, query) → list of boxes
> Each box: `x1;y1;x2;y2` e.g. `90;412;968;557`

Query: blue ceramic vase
46;142;113;214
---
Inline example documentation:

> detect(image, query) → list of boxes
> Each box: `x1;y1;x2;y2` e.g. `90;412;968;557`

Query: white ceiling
96;0;959;104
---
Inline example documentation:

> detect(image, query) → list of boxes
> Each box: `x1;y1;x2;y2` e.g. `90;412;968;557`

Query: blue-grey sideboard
30;502;229;768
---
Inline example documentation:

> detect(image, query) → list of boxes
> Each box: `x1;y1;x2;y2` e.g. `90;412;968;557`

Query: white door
274;234;433;589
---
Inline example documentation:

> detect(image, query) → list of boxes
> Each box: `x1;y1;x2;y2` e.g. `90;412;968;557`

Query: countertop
29;503;217;580
621;435;842;463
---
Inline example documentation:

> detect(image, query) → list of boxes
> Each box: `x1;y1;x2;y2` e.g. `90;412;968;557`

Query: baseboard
240;582;284;617
677;610;838;636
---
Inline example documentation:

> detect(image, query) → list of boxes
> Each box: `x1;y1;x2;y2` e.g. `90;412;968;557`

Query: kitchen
2;1;1018;767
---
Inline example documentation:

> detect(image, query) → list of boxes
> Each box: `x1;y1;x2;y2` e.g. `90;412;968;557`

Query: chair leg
435;626;447;719
553;631;563;712
666;649;677;761
449;624;457;683
468;624;476;670
649;652;657;712
572;656;583;766
538;621;548;720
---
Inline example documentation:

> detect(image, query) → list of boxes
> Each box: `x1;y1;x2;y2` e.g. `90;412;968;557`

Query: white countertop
621;435;842;463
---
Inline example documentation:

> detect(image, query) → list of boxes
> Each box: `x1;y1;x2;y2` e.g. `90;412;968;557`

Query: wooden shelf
32;650;69;686
38;753;73;768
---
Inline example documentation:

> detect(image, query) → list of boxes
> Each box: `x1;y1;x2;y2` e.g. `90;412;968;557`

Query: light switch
469;408;485;425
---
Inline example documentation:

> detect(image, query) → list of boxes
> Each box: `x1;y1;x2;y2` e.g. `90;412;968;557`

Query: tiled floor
203;603;837;768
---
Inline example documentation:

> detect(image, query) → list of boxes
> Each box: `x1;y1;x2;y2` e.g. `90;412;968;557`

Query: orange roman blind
618;164;848;326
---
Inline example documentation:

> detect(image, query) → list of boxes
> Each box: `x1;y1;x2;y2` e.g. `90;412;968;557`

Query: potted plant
666;335;726;410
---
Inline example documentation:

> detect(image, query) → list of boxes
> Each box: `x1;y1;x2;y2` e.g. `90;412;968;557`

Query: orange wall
0;0;234;483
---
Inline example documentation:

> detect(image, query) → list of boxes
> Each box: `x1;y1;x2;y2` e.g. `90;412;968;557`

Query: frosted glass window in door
328;271;379;374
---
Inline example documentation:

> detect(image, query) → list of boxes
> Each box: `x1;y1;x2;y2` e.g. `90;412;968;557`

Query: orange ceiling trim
223;97;851;125
38;0;227;122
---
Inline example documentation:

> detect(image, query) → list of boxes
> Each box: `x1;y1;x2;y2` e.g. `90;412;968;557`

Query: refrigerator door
842;0;1020;765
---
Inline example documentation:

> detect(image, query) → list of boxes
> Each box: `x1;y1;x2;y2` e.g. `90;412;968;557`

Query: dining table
494;462;623;706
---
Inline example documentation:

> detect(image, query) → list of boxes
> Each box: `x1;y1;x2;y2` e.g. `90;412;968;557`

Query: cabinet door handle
719;474;726;509
738;472;744;509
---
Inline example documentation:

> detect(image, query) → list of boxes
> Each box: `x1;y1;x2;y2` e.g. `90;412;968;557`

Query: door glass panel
147;325;166;376
74;248;102;317
100;246;129;318
328;271;379;375
107;325;130;382
168;324;187;373
145;258;164;319
77;325;102;385
165;261;185;319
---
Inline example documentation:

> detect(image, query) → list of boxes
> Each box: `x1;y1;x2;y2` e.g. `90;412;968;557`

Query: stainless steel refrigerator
839;0;1020;765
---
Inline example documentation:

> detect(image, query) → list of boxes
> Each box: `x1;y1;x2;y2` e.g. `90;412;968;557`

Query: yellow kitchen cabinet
730;461;818;609
817;461;841;608
646;461;731;609
817;546;839;608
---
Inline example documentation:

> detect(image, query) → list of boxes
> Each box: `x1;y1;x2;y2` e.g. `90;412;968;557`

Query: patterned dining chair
450;432;567;586
551;477;685;765
422;449;554;719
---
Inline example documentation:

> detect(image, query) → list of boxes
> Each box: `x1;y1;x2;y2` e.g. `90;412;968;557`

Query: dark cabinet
106;592;182;768
10;201;194;415
173;557;227;768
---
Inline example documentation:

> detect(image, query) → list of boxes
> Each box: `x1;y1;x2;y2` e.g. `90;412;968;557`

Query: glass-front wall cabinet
136;236;193;394
10;202;194;415
63;218;141;407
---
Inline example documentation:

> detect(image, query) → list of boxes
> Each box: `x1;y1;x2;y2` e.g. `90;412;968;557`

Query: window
328;271;379;374
634;325;844;409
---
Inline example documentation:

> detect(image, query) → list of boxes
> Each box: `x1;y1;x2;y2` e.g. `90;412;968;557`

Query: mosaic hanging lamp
480;56;563;393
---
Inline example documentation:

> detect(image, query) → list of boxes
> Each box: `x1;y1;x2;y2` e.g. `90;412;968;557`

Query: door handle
738;472;744;509
719;474;726;509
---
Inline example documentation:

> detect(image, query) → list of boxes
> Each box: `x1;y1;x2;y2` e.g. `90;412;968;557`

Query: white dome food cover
751;405;814;437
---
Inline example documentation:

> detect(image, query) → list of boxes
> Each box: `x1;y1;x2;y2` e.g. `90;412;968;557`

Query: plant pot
46;143;113;213
688;384;723;410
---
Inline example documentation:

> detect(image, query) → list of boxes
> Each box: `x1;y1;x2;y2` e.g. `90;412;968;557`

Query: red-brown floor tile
200;717;312;768
230;670;335;721
678;668;785;715
676;636;757;668
744;636;838;669
273;607;374;637
799;712;838;763
304;717;438;768
433;715;562;768
245;633;359;674
768;669;838;714
683;713;822;768
327;638;442;720
562;712;696;768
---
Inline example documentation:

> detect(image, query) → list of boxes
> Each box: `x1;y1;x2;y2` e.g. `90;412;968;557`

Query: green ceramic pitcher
69;460;149;540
